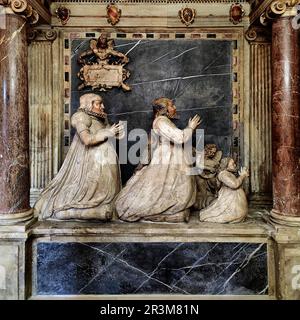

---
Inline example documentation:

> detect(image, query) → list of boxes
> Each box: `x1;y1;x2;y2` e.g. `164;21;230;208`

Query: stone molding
51;0;247;3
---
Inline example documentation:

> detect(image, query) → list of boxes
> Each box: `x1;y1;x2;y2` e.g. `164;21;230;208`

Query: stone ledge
0;218;37;240
30;211;274;242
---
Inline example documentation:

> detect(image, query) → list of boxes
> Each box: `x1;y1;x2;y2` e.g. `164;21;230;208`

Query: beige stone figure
34;93;124;221
199;157;249;223
194;144;222;210
116;97;201;223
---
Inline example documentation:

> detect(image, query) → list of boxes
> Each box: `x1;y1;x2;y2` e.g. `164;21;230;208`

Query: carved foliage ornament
179;7;196;26
77;34;131;92
107;4;121;26
55;5;70;25
229;3;245;25
1;0;39;24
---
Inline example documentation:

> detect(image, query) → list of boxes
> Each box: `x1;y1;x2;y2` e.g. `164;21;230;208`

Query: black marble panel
70;39;234;183
36;242;268;295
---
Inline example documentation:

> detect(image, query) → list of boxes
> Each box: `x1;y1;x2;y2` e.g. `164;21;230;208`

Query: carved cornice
27;28;57;42
51;0;248;3
0;0;39;24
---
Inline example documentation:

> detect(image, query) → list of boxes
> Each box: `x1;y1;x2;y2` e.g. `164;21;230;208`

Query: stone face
0;13;30;216
35;241;268;295
272;17;300;217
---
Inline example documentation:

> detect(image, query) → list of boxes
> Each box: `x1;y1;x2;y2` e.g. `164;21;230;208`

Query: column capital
27;28;57;42
245;26;272;43
260;0;300;25
0;0;39;24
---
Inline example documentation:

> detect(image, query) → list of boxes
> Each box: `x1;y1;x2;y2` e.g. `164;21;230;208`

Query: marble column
271;15;300;225
0;5;37;224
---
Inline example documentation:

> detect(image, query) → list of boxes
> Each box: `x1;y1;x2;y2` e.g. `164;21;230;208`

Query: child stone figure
199;157;249;223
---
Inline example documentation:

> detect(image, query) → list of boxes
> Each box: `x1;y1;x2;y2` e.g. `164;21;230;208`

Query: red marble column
271;16;300;225
0;11;32;223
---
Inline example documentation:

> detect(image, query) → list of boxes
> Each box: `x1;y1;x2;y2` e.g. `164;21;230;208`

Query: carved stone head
204;144;218;158
97;34;109;49
79;93;103;112
219;157;236;173
152;97;178;119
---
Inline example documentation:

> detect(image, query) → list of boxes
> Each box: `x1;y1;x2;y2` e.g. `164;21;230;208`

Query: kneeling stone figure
199;157;249;224
34;93;124;222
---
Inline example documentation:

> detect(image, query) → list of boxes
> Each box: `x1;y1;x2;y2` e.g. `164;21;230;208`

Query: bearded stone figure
34;93;124;221
116;97;201;223
199;157;249;223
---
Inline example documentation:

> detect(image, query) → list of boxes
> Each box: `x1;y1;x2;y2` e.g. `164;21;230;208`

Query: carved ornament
260;0;300;25
77;34;131;92
1;0;39;24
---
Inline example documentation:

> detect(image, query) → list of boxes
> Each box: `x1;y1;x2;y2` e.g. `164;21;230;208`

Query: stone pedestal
0;220;35;300
270;15;300;226
271;224;300;300
27;213;274;299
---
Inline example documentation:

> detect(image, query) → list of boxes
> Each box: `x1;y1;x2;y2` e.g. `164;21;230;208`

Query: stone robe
199;170;248;223
116;115;196;222
35;111;121;221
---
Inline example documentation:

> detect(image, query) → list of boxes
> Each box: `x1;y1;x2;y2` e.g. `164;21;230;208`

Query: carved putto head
97;33;109;49
204;144;218;158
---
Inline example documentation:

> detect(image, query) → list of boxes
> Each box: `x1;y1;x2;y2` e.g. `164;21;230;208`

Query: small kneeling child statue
199;157;249;223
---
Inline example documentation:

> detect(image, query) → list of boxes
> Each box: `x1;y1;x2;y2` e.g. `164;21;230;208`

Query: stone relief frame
62;29;245;174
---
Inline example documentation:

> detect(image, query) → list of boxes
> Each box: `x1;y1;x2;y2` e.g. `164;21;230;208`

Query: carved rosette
260;0;300;25
2;0;39;24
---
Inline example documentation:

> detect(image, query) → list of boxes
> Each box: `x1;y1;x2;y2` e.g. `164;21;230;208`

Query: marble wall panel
69;39;234;183
35;242;268;296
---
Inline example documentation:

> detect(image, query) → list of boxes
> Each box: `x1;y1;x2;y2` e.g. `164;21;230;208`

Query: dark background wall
70;38;233;183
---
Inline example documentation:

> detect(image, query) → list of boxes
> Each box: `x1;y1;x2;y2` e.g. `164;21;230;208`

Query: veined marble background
70;38;234;183
36;242;268;295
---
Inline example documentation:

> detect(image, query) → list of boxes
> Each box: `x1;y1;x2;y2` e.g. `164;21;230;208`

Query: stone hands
188;114;201;130
108;122;124;137
239;167;249;178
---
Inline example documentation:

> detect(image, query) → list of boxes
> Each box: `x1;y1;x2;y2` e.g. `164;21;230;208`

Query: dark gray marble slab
36;242;268;295
70;39;233;183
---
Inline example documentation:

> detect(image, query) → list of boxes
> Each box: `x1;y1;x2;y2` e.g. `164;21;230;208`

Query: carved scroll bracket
0;0;39;24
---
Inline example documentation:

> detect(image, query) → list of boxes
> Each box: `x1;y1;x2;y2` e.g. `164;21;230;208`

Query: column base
0;209;34;225
270;210;300;227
